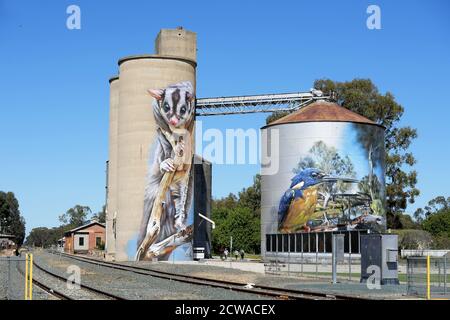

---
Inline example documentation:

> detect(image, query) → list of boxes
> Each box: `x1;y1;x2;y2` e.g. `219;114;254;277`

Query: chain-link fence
0;256;26;300
407;255;449;299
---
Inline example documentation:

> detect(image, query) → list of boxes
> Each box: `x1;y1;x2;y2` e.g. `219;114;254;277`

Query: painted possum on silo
136;81;195;261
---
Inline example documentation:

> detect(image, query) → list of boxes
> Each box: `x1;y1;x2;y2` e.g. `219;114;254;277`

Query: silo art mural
135;81;196;261
277;123;386;234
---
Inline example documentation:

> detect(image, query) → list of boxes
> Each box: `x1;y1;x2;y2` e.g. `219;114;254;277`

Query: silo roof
263;101;384;129
117;54;197;67
109;76;119;83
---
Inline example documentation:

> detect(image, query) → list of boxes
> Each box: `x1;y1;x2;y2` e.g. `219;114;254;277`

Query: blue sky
0;0;449;234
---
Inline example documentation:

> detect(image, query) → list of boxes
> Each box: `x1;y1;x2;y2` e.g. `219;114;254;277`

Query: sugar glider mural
136;81;195;261
278;123;386;234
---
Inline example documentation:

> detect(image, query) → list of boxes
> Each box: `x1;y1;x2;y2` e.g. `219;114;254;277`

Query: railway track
16;259;72;300
32;260;127;300
16;257;126;300
48;251;369;300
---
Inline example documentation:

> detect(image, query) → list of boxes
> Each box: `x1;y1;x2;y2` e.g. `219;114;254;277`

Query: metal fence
265;230;368;255
407;255;449;299
264;230;366;282
0;256;27;300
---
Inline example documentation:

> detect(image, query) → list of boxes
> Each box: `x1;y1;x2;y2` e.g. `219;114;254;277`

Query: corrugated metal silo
260;101;386;260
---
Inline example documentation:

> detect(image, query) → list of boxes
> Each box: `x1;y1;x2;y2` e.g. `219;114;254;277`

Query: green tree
414;196;450;249
394;229;433;250
414;196;450;222
25;227;52;247
0;191;26;246
413;208;425;224
237;174;261;217
25;225;70;247
212;193;238;213
211;175;262;254
395;213;419;230
266;111;290;124
267;79;419;228
211;207;260;254
58;205;91;228
92;205;106;224
432;235;450;250
422;211;450;239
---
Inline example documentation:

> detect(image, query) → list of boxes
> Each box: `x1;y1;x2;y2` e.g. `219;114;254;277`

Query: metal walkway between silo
195;90;333;116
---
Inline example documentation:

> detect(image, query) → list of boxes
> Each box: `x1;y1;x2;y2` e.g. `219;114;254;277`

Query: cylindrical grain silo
115;52;196;261
105;76;119;261
260;101;386;261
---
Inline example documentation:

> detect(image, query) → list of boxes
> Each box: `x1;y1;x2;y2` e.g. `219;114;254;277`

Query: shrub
394;229;433;250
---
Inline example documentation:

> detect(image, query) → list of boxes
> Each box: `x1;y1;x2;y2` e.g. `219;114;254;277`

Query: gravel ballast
34;251;270;300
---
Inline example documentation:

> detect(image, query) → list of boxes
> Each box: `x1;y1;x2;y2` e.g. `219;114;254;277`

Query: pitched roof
263;100;383;128
64;221;105;235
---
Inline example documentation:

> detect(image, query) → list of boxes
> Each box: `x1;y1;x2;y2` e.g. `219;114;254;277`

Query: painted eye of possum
162;102;186;115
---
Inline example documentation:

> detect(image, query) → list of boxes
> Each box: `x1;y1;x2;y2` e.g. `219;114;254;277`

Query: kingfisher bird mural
276;133;386;234
278;168;327;233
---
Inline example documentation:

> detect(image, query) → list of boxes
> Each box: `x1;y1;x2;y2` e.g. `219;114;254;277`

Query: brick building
64;221;106;254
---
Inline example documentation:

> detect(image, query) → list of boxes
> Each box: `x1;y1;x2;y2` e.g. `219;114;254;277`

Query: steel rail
15;259;72;300
50;251;370;300
51;251;323;300
32;259;127;300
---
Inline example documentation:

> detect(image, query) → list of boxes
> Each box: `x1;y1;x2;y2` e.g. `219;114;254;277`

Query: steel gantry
195;89;334;116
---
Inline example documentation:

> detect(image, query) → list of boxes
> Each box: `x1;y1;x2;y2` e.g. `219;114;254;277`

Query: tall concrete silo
260;101;386;260
106;76;119;261
113;29;197;261
155;27;197;62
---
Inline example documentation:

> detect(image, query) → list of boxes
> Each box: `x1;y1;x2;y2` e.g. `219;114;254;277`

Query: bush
393;229;433;250
422;210;450;239
97;241;105;250
211;206;260;254
431;235;450;249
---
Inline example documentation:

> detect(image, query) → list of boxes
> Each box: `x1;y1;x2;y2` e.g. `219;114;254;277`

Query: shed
64;221;106;254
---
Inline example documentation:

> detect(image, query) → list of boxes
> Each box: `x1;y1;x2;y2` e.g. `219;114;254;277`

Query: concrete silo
112;29;197;261
155;27;197;62
260;101;386;261
105;76;119;261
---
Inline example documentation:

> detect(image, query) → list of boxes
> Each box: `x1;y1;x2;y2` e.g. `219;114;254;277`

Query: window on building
79;237;84;246
96;237;102;248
